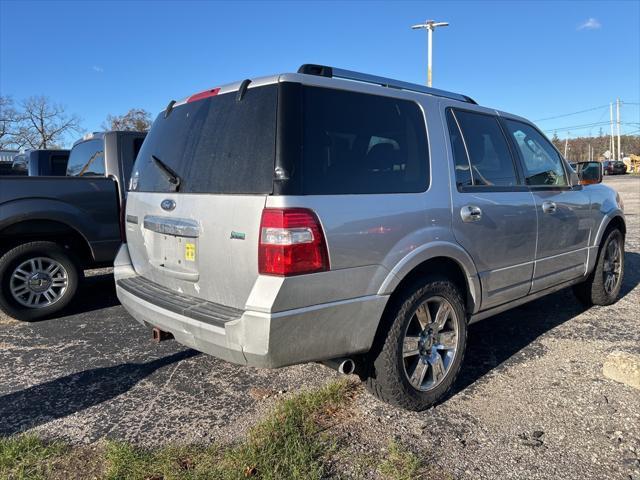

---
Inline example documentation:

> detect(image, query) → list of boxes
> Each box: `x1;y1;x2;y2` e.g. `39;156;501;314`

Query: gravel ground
1;175;639;479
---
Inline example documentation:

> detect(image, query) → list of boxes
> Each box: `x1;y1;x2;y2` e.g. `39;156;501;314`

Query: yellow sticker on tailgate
185;243;196;262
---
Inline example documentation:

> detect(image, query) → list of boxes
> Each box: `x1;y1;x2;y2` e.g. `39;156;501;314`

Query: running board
469;276;585;324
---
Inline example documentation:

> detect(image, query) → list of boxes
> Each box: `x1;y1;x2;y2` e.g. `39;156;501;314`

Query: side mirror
574;161;602;185
11;159;28;174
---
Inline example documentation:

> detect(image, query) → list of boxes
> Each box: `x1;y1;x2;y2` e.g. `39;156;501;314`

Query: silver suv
115;65;625;411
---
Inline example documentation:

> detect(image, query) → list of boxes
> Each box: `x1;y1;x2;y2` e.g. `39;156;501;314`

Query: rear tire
573;228;624;306
0;242;81;321
364;276;467;411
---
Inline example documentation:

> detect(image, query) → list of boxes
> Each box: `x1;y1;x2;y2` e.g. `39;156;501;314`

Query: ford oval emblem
161;199;176;211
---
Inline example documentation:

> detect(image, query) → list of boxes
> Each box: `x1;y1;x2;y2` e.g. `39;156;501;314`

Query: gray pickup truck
0;131;146;320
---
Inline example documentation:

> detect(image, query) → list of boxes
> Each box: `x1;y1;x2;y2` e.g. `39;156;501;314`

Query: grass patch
105;379;355;480
0;434;66;480
0;379;356;479
377;441;422;480
104;442;220;480
221;378;353;479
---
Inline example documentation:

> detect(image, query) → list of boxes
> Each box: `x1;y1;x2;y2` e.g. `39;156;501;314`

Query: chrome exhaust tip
322;357;355;375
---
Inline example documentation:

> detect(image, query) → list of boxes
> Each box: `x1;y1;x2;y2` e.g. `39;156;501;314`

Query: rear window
296;86;429;194
130;85;277;194
67;139;105;176
50;154;69;175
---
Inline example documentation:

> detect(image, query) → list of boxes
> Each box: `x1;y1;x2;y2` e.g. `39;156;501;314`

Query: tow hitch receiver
152;327;174;343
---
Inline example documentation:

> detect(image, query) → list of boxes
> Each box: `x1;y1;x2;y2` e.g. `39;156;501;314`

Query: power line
533;101;640;123
543;121;638;133
533;104;609;122
543;121;610;133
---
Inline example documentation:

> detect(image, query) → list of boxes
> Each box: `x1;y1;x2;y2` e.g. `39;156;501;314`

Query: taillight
258;208;329;276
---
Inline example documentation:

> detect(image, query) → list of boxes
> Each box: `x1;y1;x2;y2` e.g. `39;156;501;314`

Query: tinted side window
133;138;144;160
446;109;472;187
450;109;518;187
300;87;429;194
66;139;105;176
120;135;146;187
504;120;567;186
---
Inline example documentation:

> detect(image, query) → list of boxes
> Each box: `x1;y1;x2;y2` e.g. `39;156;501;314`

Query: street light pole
616;98;622;161
412;19;449;87
427;26;433;87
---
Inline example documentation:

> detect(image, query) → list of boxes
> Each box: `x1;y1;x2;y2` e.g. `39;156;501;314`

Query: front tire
573;228;624;306
0;242;81;321
364;276;467;411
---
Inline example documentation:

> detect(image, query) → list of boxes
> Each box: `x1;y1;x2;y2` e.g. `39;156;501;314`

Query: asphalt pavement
1;175;639;479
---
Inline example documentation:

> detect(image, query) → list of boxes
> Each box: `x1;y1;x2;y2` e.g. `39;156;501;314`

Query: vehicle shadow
451;251;640;397
0;349;199;437
66;272;119;315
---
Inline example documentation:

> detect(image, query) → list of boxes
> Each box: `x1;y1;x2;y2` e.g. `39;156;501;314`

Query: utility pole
610;102;616;161
616;98;622;160
411;20;449;87
564;136;569;159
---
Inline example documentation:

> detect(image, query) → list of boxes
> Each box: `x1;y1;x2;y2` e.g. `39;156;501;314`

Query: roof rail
298;64;477;104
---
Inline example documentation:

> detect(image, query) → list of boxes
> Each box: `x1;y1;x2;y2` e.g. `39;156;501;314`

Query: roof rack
298;64;477;104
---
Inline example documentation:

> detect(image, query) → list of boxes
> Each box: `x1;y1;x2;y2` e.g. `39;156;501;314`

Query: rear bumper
114;245;388;368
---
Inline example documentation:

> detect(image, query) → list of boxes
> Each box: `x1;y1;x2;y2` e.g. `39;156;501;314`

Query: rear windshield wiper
151;154;181;191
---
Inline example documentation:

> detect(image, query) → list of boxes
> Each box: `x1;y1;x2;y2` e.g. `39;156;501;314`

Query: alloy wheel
603;237;622;295
9;257;69;308
402;295;459;391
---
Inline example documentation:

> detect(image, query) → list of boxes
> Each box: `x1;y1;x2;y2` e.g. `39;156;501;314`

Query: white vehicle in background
0;150;20;176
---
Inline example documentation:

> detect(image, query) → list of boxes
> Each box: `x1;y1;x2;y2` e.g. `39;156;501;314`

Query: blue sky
1;0;639;146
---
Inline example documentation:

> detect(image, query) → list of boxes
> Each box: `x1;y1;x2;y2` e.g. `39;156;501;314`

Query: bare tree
19;96;82;149
0;96;21;149
102;108;152;132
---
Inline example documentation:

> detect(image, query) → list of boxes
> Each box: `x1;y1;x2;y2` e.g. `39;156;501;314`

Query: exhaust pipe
322;357;356;375
152;327;174;343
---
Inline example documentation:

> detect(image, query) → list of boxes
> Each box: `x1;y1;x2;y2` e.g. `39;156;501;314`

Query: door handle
461;205;482;223
542;201;557;214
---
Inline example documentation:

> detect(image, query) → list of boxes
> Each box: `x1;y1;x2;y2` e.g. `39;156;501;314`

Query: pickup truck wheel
573;228;624;306
0;242;80;321
364;276;467;411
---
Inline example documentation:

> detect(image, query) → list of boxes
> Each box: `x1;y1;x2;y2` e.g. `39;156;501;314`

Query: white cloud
578;18;601;30
91;65;104;73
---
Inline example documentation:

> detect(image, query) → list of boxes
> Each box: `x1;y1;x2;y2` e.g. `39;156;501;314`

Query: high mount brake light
187;87;221;103
258;208;330;276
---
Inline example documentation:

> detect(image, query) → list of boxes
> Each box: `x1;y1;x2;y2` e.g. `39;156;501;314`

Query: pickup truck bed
0;177;121;265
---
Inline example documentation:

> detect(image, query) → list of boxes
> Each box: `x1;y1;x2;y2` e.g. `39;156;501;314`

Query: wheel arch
0;219;95;267
594;211;626;248
604;214;626;238
378;241;480;316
